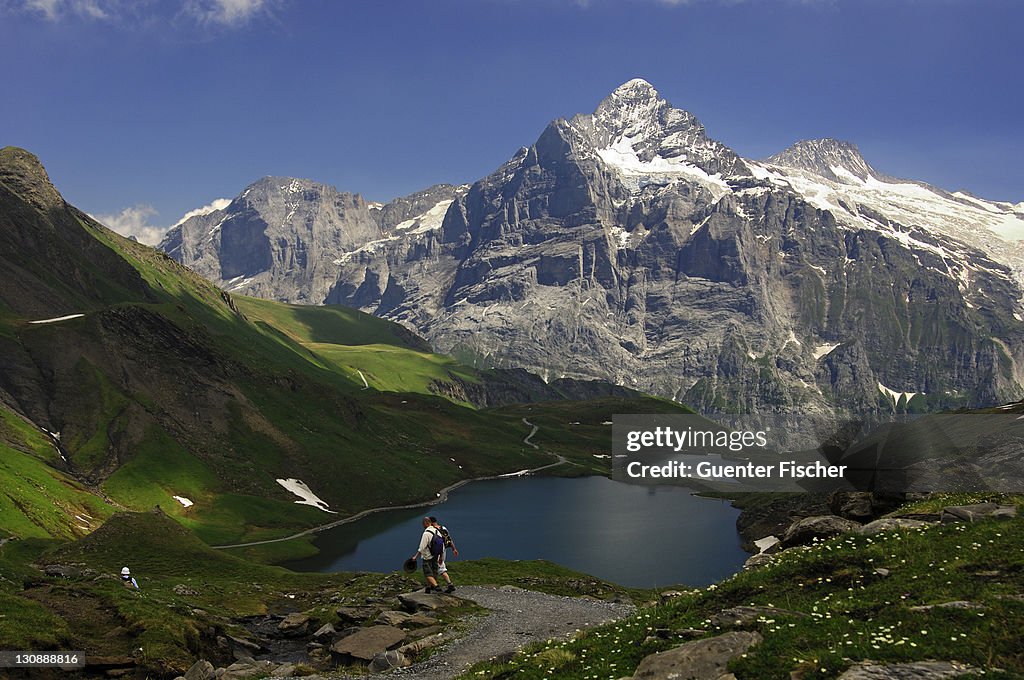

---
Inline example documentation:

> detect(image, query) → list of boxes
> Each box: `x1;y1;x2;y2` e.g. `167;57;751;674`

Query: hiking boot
424;586;435;594
444;584;455;593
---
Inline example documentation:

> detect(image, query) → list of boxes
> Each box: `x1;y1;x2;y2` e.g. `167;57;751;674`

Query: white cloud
184;0;268;25
19;0;113;20
7;0;276;26
172;197;231;227
91;204;168;246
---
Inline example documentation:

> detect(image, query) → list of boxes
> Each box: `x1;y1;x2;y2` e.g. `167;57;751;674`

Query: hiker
429;516;458;593
120;566;139;589
410;517;442;593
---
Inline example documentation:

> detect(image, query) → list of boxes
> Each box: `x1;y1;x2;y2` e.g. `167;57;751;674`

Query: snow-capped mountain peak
575;78;747;195
766;138;879;184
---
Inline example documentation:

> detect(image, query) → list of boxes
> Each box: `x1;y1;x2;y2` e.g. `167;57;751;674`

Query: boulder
631;631;762;679
331;625;406;663
312;623;336;640
376;610;414;626
940;503;1017;523
397;591;462;612
837;660;979;679
226;635;260;655
219;660;276;680
369;650;411;672
272;663;297;678
742;553;775;571
709;606;807;628
829;491;875;521
857;518;932;535
277;612;311;636
43;564;80;578
183;660;214;680
782;515;860;547
336;606;378;624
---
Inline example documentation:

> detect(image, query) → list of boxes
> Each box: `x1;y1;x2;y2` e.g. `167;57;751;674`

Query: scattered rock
631;631;762;679
219;660;276;680
272;662;297;677
312;623;336;640
226;635;260;654
183;659;214;680
908;601;985;612
659;590;686;601
874;568;891;577
940;503;1017;523
369;650;411;672
376;610;415;626
830;491;875;521
336;606;378;624
782;515;860;547
330;625;406;663
277;612;311;635
837;660;980;679
709;606;807;628
743;553;776;571
396;591;462;612
43;564;79;579
174;584;200;596
858;518;932;535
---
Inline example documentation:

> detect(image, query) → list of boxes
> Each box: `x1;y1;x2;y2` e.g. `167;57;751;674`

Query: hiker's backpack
428;528;445;558
438;526;454;548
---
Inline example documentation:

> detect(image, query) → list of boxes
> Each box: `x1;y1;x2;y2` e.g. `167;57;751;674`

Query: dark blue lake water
283;476;747;588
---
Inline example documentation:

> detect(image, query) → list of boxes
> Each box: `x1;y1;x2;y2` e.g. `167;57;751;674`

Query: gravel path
334;586;635;680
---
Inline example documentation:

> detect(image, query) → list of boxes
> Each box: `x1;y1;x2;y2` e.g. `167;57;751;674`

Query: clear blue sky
2;0;1021;242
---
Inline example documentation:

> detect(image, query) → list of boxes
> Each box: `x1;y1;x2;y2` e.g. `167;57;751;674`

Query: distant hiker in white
120;566;139;589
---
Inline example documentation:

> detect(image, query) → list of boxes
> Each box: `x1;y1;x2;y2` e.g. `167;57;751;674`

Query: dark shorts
422;556;439;579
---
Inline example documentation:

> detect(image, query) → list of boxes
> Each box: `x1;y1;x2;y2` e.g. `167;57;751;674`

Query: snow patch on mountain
747;159;1024;285
878;382;920;409
596;135;731;199
813;343;840;360
276;478;336;513
394;198;454;234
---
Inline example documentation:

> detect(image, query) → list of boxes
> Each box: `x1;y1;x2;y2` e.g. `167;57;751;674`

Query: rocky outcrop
161;176;382;304
781;515;861;547
330;625;406;663
631;631;762;679
940;503;1017;523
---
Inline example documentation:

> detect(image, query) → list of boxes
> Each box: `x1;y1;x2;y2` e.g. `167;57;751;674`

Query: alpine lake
283;476;747;588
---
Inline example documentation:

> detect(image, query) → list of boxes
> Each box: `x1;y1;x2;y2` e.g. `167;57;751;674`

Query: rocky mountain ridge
158;80;1024;414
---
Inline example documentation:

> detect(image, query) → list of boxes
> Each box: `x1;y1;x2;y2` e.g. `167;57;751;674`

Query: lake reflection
283;476;747;588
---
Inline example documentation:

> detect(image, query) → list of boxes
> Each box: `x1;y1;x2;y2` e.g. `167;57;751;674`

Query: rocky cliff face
160;81;1024;414
161;177;382;303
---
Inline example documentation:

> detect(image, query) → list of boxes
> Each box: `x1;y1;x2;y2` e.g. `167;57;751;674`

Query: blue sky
2;0;1021;243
